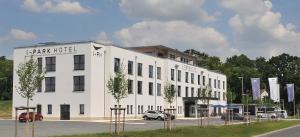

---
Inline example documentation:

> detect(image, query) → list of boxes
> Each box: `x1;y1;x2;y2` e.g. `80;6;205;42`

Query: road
0;118;235;137
262;125;300;137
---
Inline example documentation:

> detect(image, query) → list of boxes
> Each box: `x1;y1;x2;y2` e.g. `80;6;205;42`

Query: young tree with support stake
198;85;212;127
15;56;45;137
106;64;128;134
163;82;176;130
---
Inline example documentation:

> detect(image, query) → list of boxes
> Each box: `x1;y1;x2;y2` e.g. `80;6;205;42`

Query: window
114;58;120;72
185;72;189;83
157;106;159;111
218;80;220;89
128;61;133;75
223;92;226;100
128;79;133;94
46;57;55;72
138;63;143;76
178;86;181;97
157;67;161;79
37;81;42;93
149;82;153;95
171;84;175;93
47;104;52;114
209;78;212;88
45;77;55;92
151;106;153;110
185;87;189;97
74;76;84;91
191;87;194;97
171;69;175;81
178;70;181;82
80;104;84;114
214;91;217;98
198;75;200;85
191;73;194;84
141;105;144;114
218;92;221;100
138;105;140;114
169;54;175;59
157;83;161;96
127;105;130;114
37;57;42;73
202;76;206;85
130;105;133;114
223;81;225;90
138;81;142;94
214;79;217;88
74;55;85;70
148;65;153;78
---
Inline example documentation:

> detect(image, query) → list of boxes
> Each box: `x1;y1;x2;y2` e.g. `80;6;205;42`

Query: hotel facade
13;41;227;120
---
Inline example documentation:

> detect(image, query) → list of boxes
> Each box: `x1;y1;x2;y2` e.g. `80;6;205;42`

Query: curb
253;125;300;137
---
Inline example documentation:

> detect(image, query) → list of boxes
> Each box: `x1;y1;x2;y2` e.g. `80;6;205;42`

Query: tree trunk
26;98;29;137
117;101;120;135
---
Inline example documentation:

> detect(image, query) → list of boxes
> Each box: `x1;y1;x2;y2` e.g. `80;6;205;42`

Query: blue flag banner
251;78;260;100
287;84;294;102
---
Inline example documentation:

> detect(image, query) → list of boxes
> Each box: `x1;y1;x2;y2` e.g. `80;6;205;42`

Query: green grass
0;100;12;118
53;120;300;137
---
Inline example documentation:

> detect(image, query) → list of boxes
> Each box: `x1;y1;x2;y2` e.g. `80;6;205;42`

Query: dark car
221;113;244;120
19;112;43;122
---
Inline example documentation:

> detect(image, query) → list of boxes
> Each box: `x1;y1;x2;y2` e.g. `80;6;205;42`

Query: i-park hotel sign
26;46;77;56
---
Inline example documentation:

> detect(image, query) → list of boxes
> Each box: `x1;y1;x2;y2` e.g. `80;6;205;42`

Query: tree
226;90;237;105
198;85;212;126
163;82;176;130
106;64;128;134
15;56;44;136
0;56;13;100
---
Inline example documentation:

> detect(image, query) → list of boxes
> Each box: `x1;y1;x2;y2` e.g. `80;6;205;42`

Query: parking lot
0;118;241;137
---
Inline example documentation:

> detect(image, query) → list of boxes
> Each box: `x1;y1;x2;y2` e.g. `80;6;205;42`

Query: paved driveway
0;118;235;137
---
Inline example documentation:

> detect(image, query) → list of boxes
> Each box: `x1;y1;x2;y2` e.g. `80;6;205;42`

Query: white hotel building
13;41;227;120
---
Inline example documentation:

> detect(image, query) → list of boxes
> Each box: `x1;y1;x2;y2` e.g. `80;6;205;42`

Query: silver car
143;110;165;120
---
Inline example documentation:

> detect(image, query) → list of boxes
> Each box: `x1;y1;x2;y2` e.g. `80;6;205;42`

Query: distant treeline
0;56;13;100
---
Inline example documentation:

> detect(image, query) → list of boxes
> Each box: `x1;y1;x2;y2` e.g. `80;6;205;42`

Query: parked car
143;110;175;121
221;113;245;120
257;112;276;119
19;112;43;122
275;110;288;118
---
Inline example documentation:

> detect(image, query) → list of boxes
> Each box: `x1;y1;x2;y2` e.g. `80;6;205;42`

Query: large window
114;58;120;72
178;70;181;82
74;55;85;70
209;78;212;87
138;63;143;76
171;69;175;81
191;73;194;84
157;83;161;96
203;76;206;85
191;87;194;97
185;72;189;83
185;87;189;97
157;67;161;79
223;81;225;90
218;80;221;89
74;76;84;91
178;86;181;97
149;82;153;95
47;104;52;114
46;57;56;72
128;61;133;75
128;79;133;94
214;79;217;88
149;65;153;78
37;57;42;73
80;104;84;115
138;81;142;94
197;75;200;85
45;77;55;92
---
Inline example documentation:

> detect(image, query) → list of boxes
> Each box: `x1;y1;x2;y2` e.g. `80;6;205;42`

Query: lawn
0;100;12;118
53;120;300;137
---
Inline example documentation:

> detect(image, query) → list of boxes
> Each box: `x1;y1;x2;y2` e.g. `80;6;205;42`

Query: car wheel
271;116;275;119
157;117;163;121
39;117;43;121
144;116;148;120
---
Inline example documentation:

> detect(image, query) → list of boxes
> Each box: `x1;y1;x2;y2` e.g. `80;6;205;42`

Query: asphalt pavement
261;125;300;137
0;118;232;137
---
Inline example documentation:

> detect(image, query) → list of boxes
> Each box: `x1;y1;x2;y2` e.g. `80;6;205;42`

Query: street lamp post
238;77;244;116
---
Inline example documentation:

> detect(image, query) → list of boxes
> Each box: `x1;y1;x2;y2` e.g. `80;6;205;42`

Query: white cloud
0;28;37;43
22;0;90;14
115;21;239;59
10;28;37;40
221;0;300;58
119;0;216;22
95;31;112;44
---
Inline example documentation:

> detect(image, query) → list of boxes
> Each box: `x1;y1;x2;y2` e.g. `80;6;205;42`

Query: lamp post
238;77;244;116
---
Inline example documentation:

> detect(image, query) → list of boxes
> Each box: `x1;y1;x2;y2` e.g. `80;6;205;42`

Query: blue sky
0;0;299;59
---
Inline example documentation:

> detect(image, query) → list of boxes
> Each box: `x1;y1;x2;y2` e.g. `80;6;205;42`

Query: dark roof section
127;45;198;60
